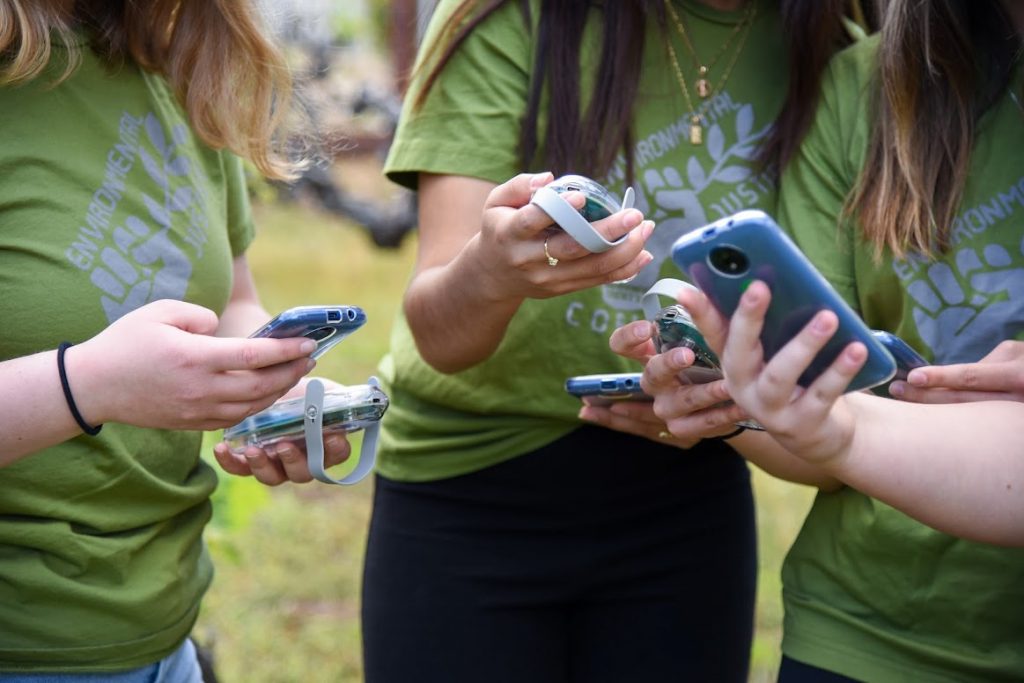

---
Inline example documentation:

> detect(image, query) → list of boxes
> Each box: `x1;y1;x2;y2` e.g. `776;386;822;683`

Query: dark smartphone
671;210;896;392
222;383;389;455
565;372;650;406
250;305;366;359
871;330;927;381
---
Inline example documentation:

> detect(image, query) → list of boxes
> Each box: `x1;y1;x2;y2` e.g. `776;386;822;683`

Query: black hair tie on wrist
706;425;746;442
57;342;102;436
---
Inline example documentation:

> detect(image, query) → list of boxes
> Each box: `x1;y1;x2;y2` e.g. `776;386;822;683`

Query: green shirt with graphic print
0;43;253;671
380;0;786;481
777;36;1024;682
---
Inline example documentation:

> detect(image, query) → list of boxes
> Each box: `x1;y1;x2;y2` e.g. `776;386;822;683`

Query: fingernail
641;220;656;239
812;313;831;332
578;408;593;421
634;323;650;340
639;251;654;268
530;172;552;188
906;369;926;386
671;348;689;365
299;340;317;354
889;381;905;397
306;359;317;371
622;209;643;228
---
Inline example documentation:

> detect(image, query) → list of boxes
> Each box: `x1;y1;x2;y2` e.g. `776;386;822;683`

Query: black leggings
361;426;757;683
778;656;863;682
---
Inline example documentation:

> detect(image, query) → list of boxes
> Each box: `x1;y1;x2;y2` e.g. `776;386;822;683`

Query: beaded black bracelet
57;342;102;436
705;425;747;442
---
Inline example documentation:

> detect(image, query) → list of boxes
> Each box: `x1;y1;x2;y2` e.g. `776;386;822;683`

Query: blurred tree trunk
390;0;438;93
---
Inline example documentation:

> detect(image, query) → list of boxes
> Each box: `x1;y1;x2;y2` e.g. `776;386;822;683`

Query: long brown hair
412;0;873;181
0;0;297;179
847;0;1018;258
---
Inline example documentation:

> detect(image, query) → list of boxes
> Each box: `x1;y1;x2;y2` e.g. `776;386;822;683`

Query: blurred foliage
193;176;815;682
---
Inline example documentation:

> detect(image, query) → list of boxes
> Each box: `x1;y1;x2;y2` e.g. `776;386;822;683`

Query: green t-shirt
380;0;786;481
0;43;254;671
777;37;1024;682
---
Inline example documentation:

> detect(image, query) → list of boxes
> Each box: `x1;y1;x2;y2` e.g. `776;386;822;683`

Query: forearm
831;395;1024;545
0;349;94;465
216;254;273;338
731;430;844;490
404;234;523;373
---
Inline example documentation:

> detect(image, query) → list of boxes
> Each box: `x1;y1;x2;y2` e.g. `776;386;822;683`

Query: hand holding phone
251;305;366;359
671;210;896;392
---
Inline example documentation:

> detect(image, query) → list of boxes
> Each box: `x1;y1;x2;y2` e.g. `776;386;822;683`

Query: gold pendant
697;78;711;98
689;117;702;145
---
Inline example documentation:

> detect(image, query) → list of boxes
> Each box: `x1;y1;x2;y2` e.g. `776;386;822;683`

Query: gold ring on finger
543;237;559;267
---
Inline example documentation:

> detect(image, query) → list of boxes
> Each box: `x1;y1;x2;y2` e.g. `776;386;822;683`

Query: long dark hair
413;0;874;181
847;0;1018;258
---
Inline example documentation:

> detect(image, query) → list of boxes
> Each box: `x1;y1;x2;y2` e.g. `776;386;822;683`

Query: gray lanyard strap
531;186;636;253
302;378;380;486
641;278;700;321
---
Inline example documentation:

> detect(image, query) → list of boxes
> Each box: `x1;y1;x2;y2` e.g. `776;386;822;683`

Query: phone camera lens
708;245;749;277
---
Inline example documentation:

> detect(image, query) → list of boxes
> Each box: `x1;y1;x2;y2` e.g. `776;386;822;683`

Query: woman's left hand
213;377;353;486
890;339;1024;403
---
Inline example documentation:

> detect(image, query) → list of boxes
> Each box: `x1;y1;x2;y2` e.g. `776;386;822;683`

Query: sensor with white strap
303;378;381;485
530;180;636;253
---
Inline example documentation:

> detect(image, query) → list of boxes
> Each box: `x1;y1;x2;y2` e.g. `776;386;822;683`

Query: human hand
608;319;660;364
68;299;317;431
470;173;655;302
608;300;747;444
680;281;866;463
890;339;1024;403
213;378;353;486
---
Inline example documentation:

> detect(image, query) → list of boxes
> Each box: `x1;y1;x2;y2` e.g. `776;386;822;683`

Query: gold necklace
665;0;753;99
664;0;757;145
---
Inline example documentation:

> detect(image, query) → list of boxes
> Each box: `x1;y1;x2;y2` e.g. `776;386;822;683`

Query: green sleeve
384;0;535;190
224;152;255;256
777;39;877;310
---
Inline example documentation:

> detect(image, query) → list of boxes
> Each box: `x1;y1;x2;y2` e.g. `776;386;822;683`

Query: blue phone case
670;210;896;392
565;372;650;405
871;330;927;381
250;305;366;359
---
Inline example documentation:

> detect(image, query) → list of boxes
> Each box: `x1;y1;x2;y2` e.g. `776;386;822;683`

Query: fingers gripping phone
251;305;366;359
671;210;896;393
565;372;651;406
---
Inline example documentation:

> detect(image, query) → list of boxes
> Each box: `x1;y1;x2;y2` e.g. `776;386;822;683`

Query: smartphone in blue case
871;330;927;381
671;210;896;392
251;305;366;359
565;372;650;406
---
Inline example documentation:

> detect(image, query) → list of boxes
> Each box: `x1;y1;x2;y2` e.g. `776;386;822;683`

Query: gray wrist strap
530;186;636;253
303;378;380;486
641;278;699;321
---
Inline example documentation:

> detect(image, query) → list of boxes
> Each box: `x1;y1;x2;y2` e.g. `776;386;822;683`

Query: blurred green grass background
194;186;816;682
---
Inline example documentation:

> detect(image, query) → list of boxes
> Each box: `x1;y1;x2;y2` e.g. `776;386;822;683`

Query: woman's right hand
68;299;317;431
405;172;654;373
468;172;655;302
